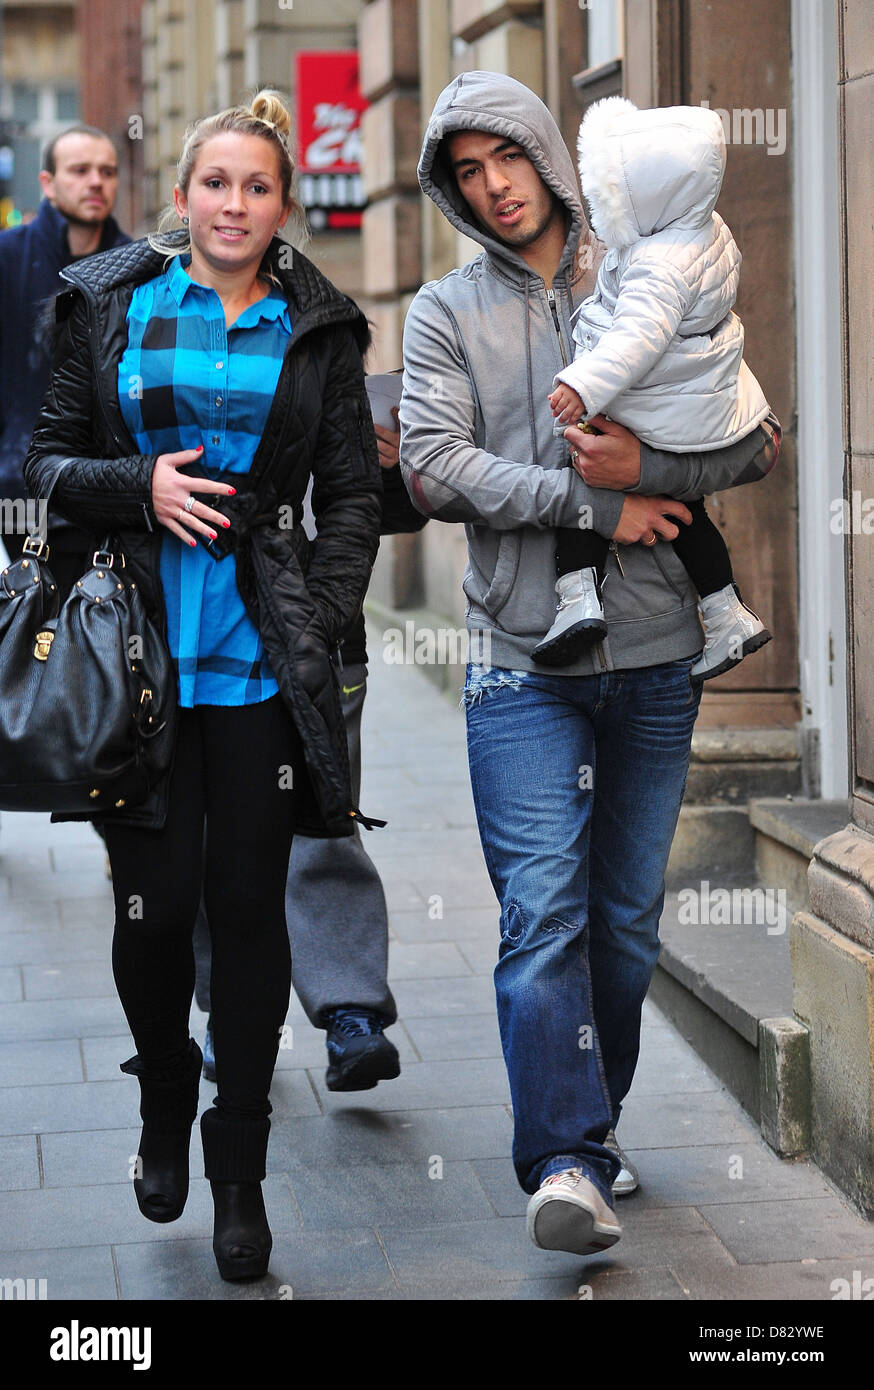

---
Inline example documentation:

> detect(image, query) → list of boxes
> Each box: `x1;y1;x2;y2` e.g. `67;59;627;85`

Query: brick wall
76;0;146;234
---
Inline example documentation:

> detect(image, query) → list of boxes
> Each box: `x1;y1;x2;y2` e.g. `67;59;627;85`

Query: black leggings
555;497;733;597
104;696;304;1121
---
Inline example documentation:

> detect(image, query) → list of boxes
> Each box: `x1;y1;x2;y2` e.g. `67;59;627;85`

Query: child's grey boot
690;583;771;681
531;568;607;666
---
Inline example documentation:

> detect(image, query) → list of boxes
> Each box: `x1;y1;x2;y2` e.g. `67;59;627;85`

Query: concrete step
667;731;802;881
652;876;799;1139
750;797;850;912
654;802;849;1158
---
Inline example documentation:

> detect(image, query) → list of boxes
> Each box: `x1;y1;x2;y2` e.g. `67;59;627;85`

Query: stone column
419;0;456;285
359;0;423;612
544;0;589;156
75;0;146;234
790;0;874;1217
154;0;188;201
215;0;244;112
359;0;421;372
140;1;161;224
142;0;215;224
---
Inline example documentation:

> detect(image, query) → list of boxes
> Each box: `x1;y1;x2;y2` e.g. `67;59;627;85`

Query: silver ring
644;531;657;546
183;495;196;513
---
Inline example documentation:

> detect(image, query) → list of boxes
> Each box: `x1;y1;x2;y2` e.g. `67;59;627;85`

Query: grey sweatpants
193;663;396;1027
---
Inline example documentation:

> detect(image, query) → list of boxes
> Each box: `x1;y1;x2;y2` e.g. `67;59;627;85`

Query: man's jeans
463;657;701;1201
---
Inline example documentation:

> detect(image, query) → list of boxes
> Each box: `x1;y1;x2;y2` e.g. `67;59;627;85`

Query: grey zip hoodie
398;70;780;674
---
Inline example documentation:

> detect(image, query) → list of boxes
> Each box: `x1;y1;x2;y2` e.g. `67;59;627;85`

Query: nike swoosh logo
342;682;366;695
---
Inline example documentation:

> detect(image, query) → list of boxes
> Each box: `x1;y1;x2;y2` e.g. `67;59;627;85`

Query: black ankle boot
209;1182;272;1281
120;1039;202;1224
200;1107;272;1281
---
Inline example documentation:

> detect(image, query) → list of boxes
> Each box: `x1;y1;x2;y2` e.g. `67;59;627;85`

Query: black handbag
0;485;176;813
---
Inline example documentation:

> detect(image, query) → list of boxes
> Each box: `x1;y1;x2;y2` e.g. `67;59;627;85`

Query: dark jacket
340;456;428;666
0;198;129;501
23;233;383;837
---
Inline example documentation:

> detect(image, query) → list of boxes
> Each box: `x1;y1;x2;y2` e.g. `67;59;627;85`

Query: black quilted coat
23;234;383;837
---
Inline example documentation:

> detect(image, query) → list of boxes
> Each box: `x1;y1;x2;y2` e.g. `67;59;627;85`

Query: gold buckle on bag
33;630;54;661
92;550;125;570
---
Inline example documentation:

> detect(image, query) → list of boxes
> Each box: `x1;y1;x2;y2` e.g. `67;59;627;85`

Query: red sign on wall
296;51;368;230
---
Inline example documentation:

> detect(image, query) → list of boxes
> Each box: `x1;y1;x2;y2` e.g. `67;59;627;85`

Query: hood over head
577;97;726;248
418;70;589;280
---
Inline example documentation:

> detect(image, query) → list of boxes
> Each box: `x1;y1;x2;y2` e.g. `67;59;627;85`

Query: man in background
0;124;130;597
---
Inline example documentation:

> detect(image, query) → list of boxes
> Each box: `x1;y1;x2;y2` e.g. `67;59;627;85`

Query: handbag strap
23;460;123;571
22;458;73;554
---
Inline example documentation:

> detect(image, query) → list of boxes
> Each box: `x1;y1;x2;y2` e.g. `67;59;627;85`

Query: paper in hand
365;371;403;430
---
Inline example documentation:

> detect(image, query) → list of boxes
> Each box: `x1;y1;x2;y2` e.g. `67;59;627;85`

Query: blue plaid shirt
118;253;291;706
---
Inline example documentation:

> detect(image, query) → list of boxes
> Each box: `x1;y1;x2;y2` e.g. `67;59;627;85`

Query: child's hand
549;383;586;424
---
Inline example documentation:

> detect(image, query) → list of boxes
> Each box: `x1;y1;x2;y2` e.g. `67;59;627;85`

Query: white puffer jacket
555;97;770;452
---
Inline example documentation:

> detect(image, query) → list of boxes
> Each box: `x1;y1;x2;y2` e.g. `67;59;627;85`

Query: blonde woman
25;91;382;1281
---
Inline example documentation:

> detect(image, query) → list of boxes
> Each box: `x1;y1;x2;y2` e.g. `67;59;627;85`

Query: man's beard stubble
495;203;556;249
476;193;566;252
53;196;107;230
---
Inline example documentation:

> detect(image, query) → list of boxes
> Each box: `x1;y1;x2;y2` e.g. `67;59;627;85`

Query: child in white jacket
534;97;772;679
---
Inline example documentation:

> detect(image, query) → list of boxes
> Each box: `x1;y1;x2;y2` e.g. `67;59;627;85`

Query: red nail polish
227;487;236;496
196;445;204;453
189;538;196;547
222;519;231;528
208;531;217;540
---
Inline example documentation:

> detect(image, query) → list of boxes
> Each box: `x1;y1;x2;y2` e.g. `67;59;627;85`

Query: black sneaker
324;1009;401;1092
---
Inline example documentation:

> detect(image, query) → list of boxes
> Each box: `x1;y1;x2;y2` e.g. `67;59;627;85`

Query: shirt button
215;396;223;406
215;361;224;370
212;435;220;445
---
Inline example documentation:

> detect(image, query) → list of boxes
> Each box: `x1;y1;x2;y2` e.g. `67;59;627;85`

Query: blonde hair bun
148;88;310;261
249;90;292;141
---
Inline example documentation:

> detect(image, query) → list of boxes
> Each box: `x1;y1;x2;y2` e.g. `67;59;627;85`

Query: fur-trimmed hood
577;97;726;249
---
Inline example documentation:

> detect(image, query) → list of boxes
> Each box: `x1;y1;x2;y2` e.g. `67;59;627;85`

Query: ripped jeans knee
460;663;529;708
498;898;585;958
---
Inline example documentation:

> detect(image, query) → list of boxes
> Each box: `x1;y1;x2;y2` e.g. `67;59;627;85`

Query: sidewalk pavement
1;627;873;1302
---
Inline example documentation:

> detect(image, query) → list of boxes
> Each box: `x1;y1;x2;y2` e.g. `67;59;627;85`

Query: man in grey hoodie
398;72;780;1257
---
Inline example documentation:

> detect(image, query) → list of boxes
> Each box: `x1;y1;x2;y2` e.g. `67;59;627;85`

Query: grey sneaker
531;568;607;666
690;583;771;682
526;1168;622;1255
605;1129;639;1196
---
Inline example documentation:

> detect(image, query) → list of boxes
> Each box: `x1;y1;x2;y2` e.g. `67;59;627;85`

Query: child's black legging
555;496;733;596
104;695;304;1123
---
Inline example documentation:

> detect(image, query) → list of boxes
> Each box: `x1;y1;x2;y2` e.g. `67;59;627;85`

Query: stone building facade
792;0;874;1216
137;0;365;295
